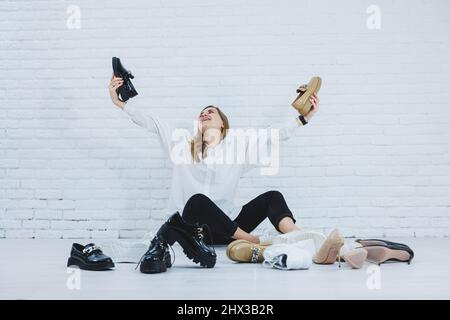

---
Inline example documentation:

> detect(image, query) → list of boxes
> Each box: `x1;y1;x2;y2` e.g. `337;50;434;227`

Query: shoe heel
158;224;176;246
336;241;345;268
67;257;78;268
337;248;342;268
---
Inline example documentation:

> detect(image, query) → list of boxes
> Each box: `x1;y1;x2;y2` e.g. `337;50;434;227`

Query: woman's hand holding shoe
108;74;125;109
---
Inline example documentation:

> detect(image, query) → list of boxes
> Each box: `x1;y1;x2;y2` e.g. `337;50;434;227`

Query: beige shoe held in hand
291;76;322;116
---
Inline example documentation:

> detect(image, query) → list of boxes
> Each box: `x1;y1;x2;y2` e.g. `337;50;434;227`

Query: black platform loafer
157;212;216;268
112;56;138;102
67;243;115;271
137;235;172;274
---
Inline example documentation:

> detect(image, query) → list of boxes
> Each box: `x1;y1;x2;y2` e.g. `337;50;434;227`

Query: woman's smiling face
198;107;224;133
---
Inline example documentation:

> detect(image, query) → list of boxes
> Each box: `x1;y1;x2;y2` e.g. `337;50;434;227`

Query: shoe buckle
83;245;100;255
251;247;260;263
296;85;307;93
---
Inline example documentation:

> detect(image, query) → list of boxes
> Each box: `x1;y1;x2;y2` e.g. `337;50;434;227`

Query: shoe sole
140;260;167;274
313;241;344;264
139;253;172;274
160;225;216;268
292;76;322;116
112;57;121;77
343;249;368;269
365;246;412;265
67;257;114;271
313;229;345;265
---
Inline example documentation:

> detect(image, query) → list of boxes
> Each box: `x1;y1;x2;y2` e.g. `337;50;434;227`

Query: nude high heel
364;245;414;265
356;239;414;265
313;229;345;267
337;247;368;269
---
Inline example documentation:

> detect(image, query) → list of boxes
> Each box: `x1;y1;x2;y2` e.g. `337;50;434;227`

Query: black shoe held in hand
157;212;217;268
112;56;138;102
137;235;173;274
67;243;115;271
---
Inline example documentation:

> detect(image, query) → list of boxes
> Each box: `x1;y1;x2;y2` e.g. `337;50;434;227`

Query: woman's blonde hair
190;105;229;163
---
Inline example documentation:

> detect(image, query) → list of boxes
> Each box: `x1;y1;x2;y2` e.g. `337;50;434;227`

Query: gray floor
0;238;448;300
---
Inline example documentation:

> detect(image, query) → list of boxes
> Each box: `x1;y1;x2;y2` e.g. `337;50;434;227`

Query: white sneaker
99;231;155;263
263;240;314;270
266;230;326;253
271;238;316;256
257;230;282;245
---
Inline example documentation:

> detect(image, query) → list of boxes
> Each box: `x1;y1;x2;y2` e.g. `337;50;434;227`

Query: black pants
181;191;296;245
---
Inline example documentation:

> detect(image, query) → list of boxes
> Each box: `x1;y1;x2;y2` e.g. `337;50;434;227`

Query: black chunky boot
157;212;216;268
137;235;172;274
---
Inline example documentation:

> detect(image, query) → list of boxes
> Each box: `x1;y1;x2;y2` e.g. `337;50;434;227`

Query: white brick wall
1;0;449;239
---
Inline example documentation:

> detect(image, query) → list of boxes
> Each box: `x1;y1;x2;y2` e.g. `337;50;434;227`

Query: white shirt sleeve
122;101;175;157
244;117;301;174
271;116;302;142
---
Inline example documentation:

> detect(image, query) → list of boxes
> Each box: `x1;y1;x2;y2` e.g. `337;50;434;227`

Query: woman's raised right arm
108;74;174;155
109;74;165;134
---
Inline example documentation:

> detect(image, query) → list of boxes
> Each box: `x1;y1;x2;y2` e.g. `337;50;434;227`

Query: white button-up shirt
122;102;301;220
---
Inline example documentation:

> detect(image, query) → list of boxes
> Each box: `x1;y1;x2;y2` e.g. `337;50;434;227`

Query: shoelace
134;238;176;270
194;223;216;255
135;224;216;270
